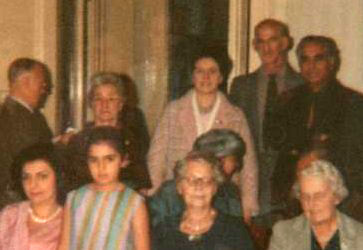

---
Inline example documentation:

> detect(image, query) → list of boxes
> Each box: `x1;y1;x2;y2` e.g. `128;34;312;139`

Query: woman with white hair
269;160;363;250
152;150;254;250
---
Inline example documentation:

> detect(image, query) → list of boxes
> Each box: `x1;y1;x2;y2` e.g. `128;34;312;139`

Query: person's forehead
302;42;327;56
23;159;53;173
300;175;330;193
221;155;237;162
31;64;45;76
89;142;119;155
94;83;120;95
194;57;219;69
186;160;213;175
256;24;282;38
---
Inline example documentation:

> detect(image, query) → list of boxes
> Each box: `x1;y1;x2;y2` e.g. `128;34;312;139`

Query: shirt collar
10;96;34;113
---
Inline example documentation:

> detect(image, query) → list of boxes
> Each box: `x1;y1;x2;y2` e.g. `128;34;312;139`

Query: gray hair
8;58;46;84
174;150;225;186
254;18;293;51
296;35;340;75
193;129;246;171
88;72;127;104
293;160;349;202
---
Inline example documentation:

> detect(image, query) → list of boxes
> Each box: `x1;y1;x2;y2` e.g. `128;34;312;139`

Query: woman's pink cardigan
148;90;259;214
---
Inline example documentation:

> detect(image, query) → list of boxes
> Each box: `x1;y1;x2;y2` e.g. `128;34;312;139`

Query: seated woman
269;160;363;250
152;150;254;250
65;72;151;191
149;129;246;226
0;143;66;249
274;144;332;220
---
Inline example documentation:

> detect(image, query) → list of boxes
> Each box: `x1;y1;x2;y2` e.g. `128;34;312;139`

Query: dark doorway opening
168;0;230;100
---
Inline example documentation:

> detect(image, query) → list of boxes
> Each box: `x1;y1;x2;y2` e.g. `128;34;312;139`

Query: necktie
307;93;317;129
263;75;278;148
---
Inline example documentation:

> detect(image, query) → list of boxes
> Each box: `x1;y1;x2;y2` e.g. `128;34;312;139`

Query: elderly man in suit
0;58;53;208
229;19;303;213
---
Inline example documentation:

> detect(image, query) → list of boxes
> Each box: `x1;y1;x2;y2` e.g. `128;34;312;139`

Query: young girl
59;126;150;250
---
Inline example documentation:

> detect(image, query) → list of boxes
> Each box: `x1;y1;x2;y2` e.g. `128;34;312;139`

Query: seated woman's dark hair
85;126;126;156
193;129;246;172
12;143;67;205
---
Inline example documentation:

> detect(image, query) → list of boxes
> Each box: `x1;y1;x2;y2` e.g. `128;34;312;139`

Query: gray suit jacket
229;65;303;152
269;212;363;250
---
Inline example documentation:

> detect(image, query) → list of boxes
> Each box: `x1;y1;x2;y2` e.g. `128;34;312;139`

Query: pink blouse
0;201;62;250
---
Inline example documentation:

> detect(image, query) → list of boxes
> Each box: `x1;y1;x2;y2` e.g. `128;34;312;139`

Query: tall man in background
229;19;303;214
0;58;53;207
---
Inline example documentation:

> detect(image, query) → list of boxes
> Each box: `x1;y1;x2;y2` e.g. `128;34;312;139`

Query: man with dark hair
229;19;303;213
0;58;53;208
276;35;349;161
271;36;363;222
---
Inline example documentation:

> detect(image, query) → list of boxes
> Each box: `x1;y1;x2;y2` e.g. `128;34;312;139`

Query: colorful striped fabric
66;185;142;250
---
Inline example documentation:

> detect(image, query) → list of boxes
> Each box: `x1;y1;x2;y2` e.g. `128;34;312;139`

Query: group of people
0;17;362;249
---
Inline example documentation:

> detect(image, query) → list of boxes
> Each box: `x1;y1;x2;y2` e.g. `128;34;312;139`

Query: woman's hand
53;128;77;145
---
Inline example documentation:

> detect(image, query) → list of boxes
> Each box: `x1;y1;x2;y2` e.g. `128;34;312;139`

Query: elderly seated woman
149;129;246;226
268;160;363;250
0;143;66;249
152;150;254;250
64;72;150;191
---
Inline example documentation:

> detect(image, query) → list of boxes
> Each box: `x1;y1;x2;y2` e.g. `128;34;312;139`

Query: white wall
0;0;59;132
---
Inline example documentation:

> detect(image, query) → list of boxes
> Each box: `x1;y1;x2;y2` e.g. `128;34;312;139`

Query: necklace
28;206;61;224
181;209;216;241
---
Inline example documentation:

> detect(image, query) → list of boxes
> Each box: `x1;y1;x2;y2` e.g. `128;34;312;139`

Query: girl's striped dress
66;185;143;250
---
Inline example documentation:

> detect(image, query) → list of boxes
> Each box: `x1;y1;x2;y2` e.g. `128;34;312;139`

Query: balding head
8;58;48;109
253;19;292;71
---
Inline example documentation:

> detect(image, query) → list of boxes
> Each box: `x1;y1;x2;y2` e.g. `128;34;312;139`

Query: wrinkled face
88;142;124;191
299;43;334;90
91;84;123;125
24;65;47;108
299;175;338;226
22;160;57;206
220;155;239;179
253;25;288;65
177;160;217;209
192;57;223;95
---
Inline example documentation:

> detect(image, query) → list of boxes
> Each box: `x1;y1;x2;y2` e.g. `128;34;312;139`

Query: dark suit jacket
269;212;363;250
229;64;303;152
271;80;363;210
277;80;354;155
0;97;52;207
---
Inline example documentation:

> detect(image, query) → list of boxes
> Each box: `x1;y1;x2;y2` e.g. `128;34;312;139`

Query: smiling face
87;141;124;191
299;43;334;91
91;84;123;126
192;57;223;95
299;175;338;226
22;159;58;206
253;25;288;66
177;160;217;209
